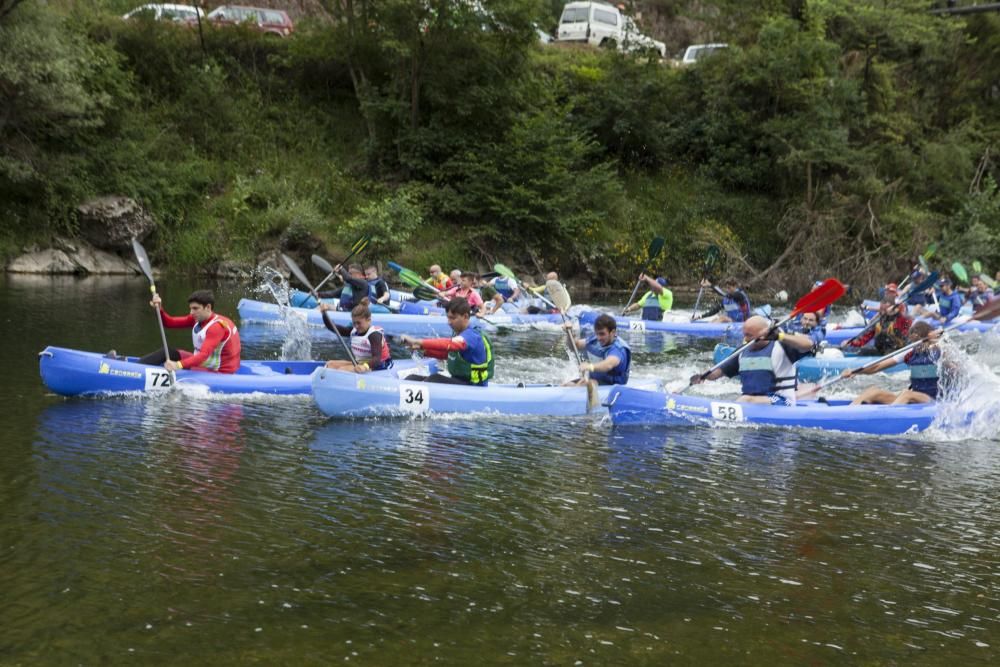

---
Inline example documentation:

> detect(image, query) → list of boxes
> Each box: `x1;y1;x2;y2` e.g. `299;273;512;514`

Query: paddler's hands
164;360;182;372
700;278;712;288
318;302;334;312
150;293;162;309
841;369;855;379
400;335;422;351
689;373;706;385
579;362;595;374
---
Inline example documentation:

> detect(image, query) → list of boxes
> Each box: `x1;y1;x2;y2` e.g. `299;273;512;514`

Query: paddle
310;235;370;293
951;262;969;285
389;261;495;324
806;296;1000;398
622;237;666;314
973;260;983;274
898;243;938;291
688;278;846;386
282;253;359;370
492;264;595;405
839;271;939;349
690;245;721;321
131;238;175;386
981;273;998;289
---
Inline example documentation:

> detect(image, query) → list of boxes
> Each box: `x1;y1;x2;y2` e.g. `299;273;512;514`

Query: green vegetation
1;0;998;290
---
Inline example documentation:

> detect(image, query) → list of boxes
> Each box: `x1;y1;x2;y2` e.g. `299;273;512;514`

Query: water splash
252;267;312;361
925;339;1000;441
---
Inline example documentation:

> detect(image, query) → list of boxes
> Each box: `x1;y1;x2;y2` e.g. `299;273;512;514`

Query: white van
557;2;666;58
122;3;205;22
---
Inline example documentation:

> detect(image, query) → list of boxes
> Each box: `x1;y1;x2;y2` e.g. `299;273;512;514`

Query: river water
3;274;1000;664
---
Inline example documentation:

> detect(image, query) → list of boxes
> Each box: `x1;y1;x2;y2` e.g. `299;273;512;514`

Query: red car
205;5;294;37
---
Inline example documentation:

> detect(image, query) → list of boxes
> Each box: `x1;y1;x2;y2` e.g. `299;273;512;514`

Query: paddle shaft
130;239;176;385
622;239;665;313
313;239;370;293
283;254;359;369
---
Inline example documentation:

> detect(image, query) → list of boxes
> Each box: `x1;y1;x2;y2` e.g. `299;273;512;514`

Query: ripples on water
5;281;1000;663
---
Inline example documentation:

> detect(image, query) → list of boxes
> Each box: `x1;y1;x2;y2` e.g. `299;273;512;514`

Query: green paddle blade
493;263;516;280
387;261;426;289
647;237;665;261
951;262;969;284
981;273;998;289
972;260;983;274
350;235;371;255
412;284;440;302
923;242;938;260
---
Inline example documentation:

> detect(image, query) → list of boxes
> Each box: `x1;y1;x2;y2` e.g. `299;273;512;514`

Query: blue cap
940;277;952;285
656;277;668;286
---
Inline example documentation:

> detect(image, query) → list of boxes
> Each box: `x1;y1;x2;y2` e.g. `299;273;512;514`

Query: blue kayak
578;310;741;338
606;386;940;435
39;346;436;397
312;368;662;418
238;299;562;335
712;344;907;382
288;288;414;310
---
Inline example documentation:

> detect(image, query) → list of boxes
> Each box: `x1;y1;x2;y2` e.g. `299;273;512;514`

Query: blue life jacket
907;347;940;398
723;289;751;322
737;341;796;396
493;277;515;301
585;336;631;385
783;319;826;353
937;292;962;322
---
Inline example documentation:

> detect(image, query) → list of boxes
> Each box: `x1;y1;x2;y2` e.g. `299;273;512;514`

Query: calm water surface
2;274;1000;664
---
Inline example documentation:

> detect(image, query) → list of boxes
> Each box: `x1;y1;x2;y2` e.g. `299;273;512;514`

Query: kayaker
525;272;567;314
623;275;673;321
318;301;392;373
842;297;912;355
842;321;947;405
698;277;751;323
882;283;909;316
426;265;452;291
364;265;392;313
440;272;486;312
490;274;522;306
138;290;241;374
324;263;372;312
563;314;630;385
965;275;995;313
479;276;506;315
783;310;825;352
689;315;815;405
928;278;963;323
400;298;494;386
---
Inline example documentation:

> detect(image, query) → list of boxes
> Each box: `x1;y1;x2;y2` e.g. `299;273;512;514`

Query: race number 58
710;402;744;422
399;384;430;414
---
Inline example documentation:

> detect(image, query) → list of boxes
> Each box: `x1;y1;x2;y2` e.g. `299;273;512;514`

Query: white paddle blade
546;280;572;312
130;238;155;283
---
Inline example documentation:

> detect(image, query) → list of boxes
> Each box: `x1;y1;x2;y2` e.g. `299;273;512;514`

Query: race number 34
399;384;430;414
710;401;744;422
144;368;173;390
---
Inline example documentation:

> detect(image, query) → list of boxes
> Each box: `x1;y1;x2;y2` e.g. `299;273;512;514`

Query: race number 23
144;368;173;390
710;402;744;422
399;384;430;414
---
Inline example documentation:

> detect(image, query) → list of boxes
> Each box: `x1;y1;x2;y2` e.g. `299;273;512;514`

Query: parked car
556;1;665;58
205;5;295;37
678;43;728;65
122;3;204;22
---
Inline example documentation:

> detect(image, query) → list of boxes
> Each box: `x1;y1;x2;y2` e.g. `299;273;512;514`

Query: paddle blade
130;238;155;284
586;379;600;412
972;260;983;274
312;254;335;274
981;273;997;289
703;245;720;272
647;237;665;261
493;263;516;280
388;261;426;289
951;262;968;284
350;235;371;255
924;242;938;260
282;254;314;292
790;278;846;317
547;280;572;312
412;284;440;302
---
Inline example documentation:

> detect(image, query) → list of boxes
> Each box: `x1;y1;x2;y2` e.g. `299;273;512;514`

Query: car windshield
560;7;588;23
261;10;286;24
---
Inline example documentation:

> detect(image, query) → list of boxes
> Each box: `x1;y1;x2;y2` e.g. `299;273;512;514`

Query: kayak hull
606;386;937;435
38;346;434;397
578;310;741;338
712;344;907;382
311;369;661;418
238;299;562;335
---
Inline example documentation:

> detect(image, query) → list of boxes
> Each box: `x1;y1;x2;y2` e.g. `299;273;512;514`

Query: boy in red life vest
141;290;241;373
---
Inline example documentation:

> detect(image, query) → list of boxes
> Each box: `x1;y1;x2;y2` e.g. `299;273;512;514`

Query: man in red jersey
139;290;241;373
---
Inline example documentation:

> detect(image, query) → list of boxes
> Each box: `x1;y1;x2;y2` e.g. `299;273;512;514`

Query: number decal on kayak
399;384;430;413
144;368;173;390
629;320;646;331
710;402;744;422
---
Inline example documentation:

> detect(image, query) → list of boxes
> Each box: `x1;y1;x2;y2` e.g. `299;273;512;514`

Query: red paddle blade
790;278;846;317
